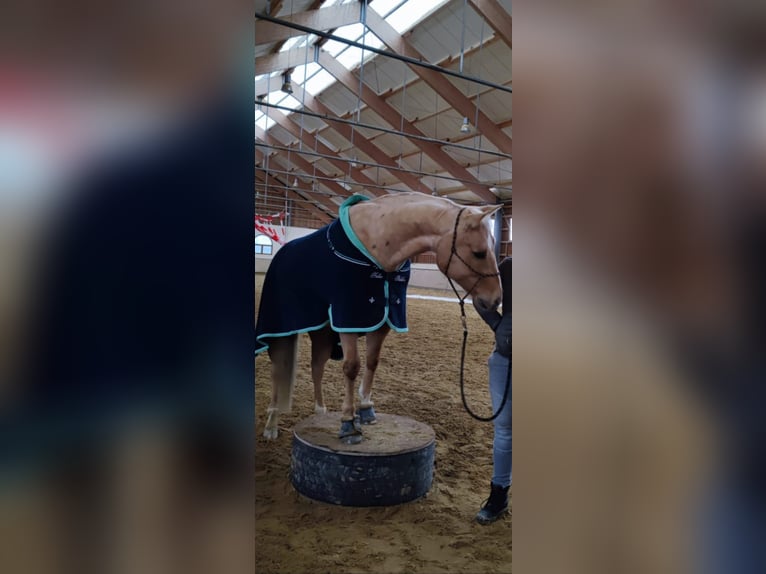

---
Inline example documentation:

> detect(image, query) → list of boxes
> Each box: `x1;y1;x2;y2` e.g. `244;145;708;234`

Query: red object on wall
254;212;286;244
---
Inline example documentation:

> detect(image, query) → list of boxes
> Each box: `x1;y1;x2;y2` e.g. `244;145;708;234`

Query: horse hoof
314;404;327;414
342;434;363;445
263;427;279;440
339;419;363;443
357;406;377;425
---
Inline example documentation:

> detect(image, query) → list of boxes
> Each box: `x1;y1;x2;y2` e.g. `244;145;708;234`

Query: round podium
290;412;436;507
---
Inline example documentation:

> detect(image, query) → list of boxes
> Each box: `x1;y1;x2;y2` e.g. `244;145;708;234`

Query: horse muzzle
474;295;501;313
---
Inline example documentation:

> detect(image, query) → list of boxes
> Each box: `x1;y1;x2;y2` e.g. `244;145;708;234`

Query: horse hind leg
309;326;336;413
357;325;390;425
264;334;299;440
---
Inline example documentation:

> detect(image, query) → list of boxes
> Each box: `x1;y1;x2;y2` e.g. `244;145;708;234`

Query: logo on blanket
370;271;384;279
394;274;407;282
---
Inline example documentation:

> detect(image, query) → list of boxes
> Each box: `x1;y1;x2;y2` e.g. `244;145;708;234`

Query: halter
444;208;500;312
444;207;510;423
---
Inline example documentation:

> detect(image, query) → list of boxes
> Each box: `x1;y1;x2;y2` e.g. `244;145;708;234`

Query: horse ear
478;205;502;220
464;205;501;229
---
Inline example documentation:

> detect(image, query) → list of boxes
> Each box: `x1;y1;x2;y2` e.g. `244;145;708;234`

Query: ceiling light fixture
281;73;293;94
460;117;471;134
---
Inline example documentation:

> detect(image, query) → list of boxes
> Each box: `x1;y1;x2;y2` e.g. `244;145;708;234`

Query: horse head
435;204;503;313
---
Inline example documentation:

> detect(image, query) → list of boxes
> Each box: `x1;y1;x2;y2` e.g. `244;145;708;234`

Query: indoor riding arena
255;0;512;572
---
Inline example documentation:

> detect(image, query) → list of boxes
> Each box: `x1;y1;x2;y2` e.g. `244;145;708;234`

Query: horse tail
269;334;299;412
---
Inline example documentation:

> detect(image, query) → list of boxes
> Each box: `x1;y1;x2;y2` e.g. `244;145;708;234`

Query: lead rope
445;209;511;423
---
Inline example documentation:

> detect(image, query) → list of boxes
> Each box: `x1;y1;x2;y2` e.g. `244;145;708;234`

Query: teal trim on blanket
384;281;408;332
387;320;409;333
255;281;408;353
339;194;410;274
339;194;387;270
329;307;388;333
254;320;330;354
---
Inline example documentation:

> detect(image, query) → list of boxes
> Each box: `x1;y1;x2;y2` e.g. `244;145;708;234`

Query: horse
255;192;502;444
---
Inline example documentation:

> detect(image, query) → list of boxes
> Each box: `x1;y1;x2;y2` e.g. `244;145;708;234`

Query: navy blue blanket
255;195;410;354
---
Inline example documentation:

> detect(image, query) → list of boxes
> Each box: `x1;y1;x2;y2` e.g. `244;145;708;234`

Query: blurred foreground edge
514;2;766;574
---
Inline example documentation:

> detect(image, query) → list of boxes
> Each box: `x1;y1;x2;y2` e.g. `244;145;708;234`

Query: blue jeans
488;351;512;488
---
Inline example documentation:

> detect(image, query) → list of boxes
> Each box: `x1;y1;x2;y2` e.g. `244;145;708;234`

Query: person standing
475;256;512;524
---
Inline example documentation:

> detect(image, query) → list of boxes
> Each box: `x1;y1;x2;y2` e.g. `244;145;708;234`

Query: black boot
475;482;509;525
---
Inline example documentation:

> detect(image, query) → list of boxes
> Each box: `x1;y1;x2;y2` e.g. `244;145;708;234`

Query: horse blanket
255;195;411;354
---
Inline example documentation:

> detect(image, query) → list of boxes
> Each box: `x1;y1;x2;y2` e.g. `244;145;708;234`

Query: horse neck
350;196;457;272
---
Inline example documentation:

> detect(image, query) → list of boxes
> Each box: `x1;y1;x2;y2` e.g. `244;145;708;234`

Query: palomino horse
255;192;502;444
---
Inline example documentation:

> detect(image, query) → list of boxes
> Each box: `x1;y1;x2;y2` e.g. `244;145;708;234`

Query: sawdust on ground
255;274;512;574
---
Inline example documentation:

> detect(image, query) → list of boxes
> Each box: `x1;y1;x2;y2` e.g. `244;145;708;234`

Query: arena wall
255;226;510;290
255;226;315;273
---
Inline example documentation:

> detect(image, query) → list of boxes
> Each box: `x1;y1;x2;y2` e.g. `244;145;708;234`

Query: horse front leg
338;333;363;444
357;325;390;424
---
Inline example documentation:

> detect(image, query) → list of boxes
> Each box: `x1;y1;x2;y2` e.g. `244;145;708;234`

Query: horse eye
472;250;487;260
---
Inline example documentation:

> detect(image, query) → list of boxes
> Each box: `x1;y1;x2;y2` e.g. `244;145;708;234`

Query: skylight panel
324;38;347;57
255;112;276;131
386;0;450;34
293;62;321;84
279;94;303;111
264;91;284;105
304;69;335;95
280;36;304;52
337;46;364;69
334;24;385;69
335;23;365;42
336;35;383;69
370;0;405;18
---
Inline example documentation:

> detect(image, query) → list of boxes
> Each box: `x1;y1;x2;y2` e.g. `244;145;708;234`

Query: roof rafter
255;167;332;223
255;34;505;98
265;107;387;197
467;0;512;49
256;127;354;206
290;84;432;195
256;46;315;76
365;11;512;157
256;146;342;214
318;50;497;203
255;3;361;45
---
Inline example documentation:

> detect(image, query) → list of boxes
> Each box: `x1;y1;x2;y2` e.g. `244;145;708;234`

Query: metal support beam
255;3;362;45
255;167;332;223
256;127;354;206
255;11;511;94
318;51;497;203
266;107;387;197
290;84;431;194
468;0;512;48
256;140;512;194
256;146;342;214
366;11;512;156
256;99;510;160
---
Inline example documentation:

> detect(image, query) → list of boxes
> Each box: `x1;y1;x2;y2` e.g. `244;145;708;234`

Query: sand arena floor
256;275;512;574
